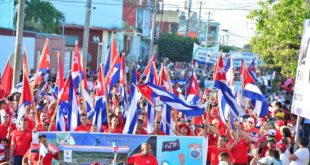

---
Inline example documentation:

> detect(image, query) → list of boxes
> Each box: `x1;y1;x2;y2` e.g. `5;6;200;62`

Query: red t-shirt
128;153;158;165
74;125;91;132
26;117;36;131
36;123;56;132
11;129;32;156
30;151;58;165
275;129;282;142
228;138;250;164
208;146;233;165
104;128;122;134
0;123;16;140
136;128;148;135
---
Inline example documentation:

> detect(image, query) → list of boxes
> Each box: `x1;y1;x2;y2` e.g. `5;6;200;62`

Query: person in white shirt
277;142;289;165
289;136;310;165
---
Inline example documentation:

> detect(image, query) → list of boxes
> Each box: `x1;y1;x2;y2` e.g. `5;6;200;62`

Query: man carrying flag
22;134;58;165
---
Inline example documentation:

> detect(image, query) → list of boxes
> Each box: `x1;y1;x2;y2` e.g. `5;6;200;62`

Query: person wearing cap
174;123;192;136
22;134;58;165
276;142;289;165
289;136;309;165
258;136;269;158
74;114;91;132
0;112;16;140
9;117;32;165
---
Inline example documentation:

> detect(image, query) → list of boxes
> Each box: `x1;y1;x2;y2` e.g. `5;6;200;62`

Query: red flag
34;39;50;85
20;68;34;105
110;39;118;64
136;83;154;106
37;38;50;73
0;57;13;99
158;66;172;92
55;52;64;96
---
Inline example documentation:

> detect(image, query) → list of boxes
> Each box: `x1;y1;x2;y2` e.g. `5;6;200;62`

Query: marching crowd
0;57;309;165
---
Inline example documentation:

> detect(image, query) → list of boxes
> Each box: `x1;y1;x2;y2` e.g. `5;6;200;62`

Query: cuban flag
214;55;245;120
80;53;88;90
54;53;64;97
56;74;80;131
120;54;128;119
247;58;257;81
143;53;158;84
136;83;206;116
71;41;84;87
84;89;93;113
242;69;268;118
219;57;237;126
34;39;50;85
186;71;200;104
0;56;13;99
240;59;255;88
104;39;118;75
92;65;108;131
158;66;172;91
129;65;137;101
123;85;140;134
17;68;34;123
106;54;121;93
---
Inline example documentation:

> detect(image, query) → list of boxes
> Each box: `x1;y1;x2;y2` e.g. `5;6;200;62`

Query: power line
46;0;259;11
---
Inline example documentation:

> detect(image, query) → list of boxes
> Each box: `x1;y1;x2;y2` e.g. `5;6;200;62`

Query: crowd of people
0;56;309;165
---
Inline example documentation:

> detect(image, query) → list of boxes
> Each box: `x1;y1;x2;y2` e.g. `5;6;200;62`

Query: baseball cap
276;142;287;151
267;129;276;137
276;120;285;127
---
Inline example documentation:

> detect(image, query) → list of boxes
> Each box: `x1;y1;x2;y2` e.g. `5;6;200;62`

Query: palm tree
15;0;65;33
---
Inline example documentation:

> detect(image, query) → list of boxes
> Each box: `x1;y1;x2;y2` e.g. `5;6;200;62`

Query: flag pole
48;102;59;131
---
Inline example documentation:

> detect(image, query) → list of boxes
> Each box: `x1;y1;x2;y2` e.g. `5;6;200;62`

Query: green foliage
158;34;199;62
248;0;310;76
219;45;241;53
15;0;64;33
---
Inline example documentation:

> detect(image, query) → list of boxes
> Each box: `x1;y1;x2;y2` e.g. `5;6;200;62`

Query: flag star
46;55;50;62
217;67;225;75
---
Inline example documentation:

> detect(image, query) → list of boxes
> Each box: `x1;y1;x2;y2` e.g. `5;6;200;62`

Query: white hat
267;129;276;137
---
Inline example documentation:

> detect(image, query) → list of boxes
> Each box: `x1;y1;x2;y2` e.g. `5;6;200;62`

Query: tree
15;0;64;33
248;0;310;76
158;34;199;62
219;45;241;53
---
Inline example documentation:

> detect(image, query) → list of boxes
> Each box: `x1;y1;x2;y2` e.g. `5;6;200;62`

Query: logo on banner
162;139;180;152
64;150;72;162
188;144;202;160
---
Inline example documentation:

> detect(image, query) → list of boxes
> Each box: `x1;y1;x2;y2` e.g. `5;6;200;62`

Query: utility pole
198;1;202;40
149;0;158;59
82;0;92;67
204;11;211;47
185;0;192;37
12;0;25;86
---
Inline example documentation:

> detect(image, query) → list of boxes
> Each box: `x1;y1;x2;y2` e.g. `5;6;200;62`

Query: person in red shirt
208;135;233;165
274;120;285;141
149;121;166;135
74;114;91;132
244;117;260;133
0;112;16;140
104;115;122;133
174;123;192;136
128;142;158;165
22;134;58;165
135;119;148;135
26;109;37;131
9;117;32;165
228;129;251;165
